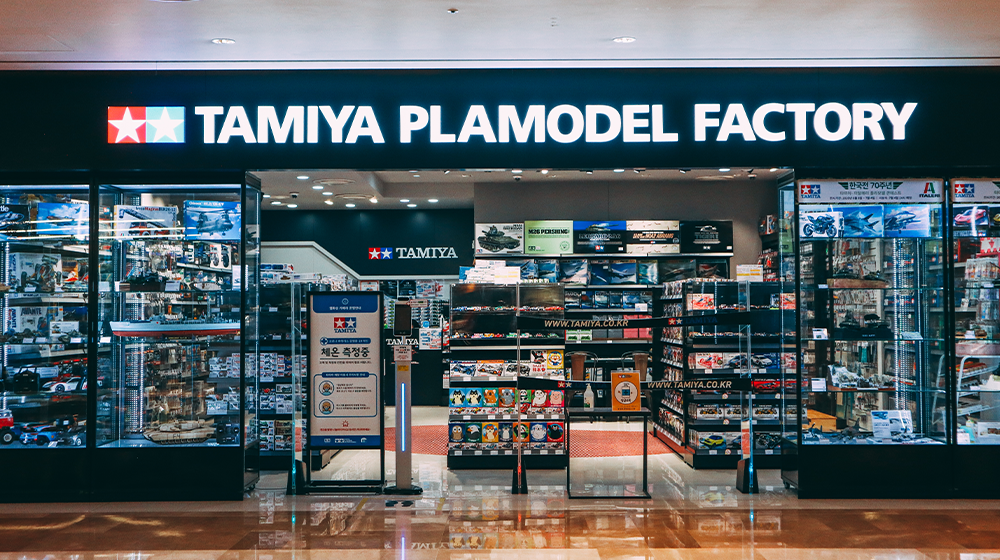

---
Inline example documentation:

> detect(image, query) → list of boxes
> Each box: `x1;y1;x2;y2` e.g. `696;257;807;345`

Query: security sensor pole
384;305;422;496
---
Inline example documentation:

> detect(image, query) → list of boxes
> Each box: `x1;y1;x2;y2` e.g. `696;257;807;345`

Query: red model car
955;207;987;225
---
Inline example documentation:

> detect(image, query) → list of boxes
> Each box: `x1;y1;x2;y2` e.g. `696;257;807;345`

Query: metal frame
565;407;651;499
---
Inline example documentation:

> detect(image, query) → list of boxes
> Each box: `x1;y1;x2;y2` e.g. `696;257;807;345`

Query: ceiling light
407;204;417;208
262;194;271;198
512;169;522;174
613;36;636;43
270;201;281;206
613;169;625;173
444;170;451;174
428;199;439;203
719;168;731;172
324;200;333;205
413;174;420;178
540;169;549;175
297;175;309;180
408;170;418;173
322;191;333;196
461;174;470;178
287;204;298;208
369;197;378;203
447;8;458;13
679;169;689;174
311;185;324;190
585;170;593;175
211;38;236;45
400;199;410;203
770;168;779;172
345;203;356;208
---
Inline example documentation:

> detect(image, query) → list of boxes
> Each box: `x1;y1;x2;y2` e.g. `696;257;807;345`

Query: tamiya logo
108;106;185;144
800;184;821;199
954;183;975;198
368;247;393;260
332;317;357;333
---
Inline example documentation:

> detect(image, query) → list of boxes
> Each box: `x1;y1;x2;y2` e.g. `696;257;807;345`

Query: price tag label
166;282;181;292
268;307;278;313
24;338;34;344
765;449;774;455
474;450;482;456
463;415;471;420
490;450;498;455
25;285;36;293
39;347;51;357
487;415;496;420
709;450;718;455
70;337;83;344
540;450;549;455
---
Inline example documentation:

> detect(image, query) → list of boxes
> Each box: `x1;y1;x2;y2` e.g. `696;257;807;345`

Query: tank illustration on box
477;226;521;252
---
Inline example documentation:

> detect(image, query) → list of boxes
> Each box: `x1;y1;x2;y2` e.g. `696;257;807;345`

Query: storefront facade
2;67;1000;501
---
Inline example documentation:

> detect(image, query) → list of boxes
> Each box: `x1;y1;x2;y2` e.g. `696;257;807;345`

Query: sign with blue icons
308;292;382;449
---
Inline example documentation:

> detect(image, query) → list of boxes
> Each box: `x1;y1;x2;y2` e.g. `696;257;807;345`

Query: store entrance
250;167;795;497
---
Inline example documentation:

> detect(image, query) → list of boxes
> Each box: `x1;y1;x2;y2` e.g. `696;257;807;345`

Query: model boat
144;420;215;445
110;315;240;337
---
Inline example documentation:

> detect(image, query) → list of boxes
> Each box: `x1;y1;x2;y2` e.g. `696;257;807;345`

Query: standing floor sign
307;291;384;491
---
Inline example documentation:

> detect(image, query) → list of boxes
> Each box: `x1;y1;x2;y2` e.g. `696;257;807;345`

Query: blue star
381;248;393;259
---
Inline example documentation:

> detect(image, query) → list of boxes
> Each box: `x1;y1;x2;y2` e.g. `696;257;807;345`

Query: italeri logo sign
800;184;821;199
369;247;457;259
108;107;185;143
106;101;918;146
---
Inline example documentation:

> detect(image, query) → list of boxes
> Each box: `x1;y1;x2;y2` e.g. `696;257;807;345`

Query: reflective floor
1;407;999;559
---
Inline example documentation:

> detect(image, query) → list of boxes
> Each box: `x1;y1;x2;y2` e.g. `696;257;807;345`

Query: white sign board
952;179;1000;203
736;264;764;282
797;179;943;204
309;292;382;449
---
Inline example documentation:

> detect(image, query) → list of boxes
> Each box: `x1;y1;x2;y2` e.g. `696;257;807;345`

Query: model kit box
475;223;524;254
8;252;63;292
589;260;611;285
609;260;637;284
6;305;64;336
559;259;589;284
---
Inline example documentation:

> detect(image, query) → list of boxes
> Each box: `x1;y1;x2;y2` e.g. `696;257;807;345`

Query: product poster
679;221;734;253
883;204;932;237
573;220;627;253
839;205;884;237
0;204;29;240
612;371;641;412
183;200;241;241
797;179;944;204
953;205;990;236
36;203;89;239
114;205;178;239
524;220;573;254
308;292;382;449
798;211;843;239
475;222;524;254
870;410;913;440
625;220;681;254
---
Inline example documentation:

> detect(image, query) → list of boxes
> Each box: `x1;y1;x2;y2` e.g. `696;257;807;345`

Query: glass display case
790;178;950;498
1;185;91;450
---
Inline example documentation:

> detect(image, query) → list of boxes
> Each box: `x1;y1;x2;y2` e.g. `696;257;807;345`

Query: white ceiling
2;0;1000;69
252;167;787;210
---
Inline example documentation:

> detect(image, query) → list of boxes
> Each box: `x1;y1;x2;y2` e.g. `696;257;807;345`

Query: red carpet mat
385;426;671;457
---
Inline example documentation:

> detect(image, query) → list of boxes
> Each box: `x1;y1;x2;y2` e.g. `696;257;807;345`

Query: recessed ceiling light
408;170;418;173
311;185;323;190
324;200;333;205
512;169;522;174
770;168;779;172
369;197;378;203
540;169;549;175
287;204;298;208
211;38;236;45
461;174;470;178
613;36;636;43
719;168;731;172
270;201;281;205
428;199;439;203
407;203;417;208
400;199;410;203
585;170;593;175
345;203;356;208
679;169;689;174
297;175;309;180
613;169;625;173
262;194;271;198
444;170;451;174
322;191;333;196
447;8;458;13
413;174;420;178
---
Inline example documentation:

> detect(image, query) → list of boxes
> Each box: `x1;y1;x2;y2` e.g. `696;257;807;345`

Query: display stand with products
446;283;568;469
784;178;949;498
652;279;794;468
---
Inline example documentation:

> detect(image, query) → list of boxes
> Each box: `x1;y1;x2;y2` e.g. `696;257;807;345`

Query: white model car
43;377;83;392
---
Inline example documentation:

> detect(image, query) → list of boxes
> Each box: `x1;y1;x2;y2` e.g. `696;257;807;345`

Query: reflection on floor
1;406;999;558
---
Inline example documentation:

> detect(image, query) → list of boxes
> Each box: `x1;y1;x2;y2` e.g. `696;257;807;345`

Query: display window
1;185;91;449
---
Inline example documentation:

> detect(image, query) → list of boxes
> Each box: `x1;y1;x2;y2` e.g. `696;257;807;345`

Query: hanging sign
952;179;1000;203
308;292;383;449
612;371;642;412
797;179;943;203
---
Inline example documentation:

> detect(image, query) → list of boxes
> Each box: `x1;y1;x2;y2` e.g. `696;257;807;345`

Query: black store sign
2;68;1000;172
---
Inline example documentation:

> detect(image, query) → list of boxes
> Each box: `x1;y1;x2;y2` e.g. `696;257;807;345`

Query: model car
20;425;62;446
727;355;747;369
750;355;774;368
699;434;726;449
0;409;15;445
955;207;987;225
43;376;83;392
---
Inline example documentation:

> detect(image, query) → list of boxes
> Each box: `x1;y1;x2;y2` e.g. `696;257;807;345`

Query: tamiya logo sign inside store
369;247;457;260
332;317;357;332
108;107;185;143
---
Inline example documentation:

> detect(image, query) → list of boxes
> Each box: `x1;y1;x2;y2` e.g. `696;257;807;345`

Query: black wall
262;209;474;276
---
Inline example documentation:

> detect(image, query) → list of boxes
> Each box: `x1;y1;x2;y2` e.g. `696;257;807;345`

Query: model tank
477;226;521;251
144;420;215;445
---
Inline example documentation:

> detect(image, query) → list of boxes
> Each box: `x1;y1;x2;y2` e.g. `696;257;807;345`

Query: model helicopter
884;209;918;231
190;209;235;235
842;211;880;236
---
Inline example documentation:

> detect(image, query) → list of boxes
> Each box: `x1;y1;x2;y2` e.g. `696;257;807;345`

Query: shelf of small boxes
448;385;567;456
257;353;304;453
685;400;796;456
444;349;565;387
